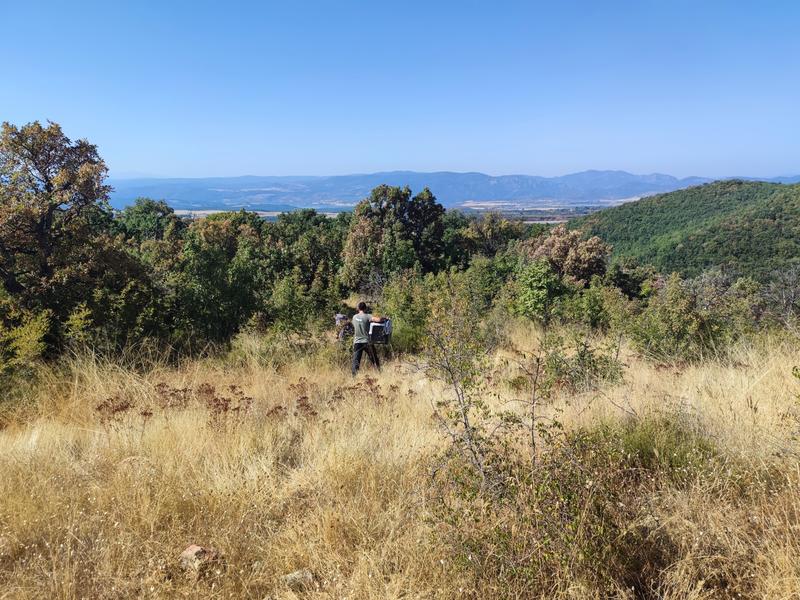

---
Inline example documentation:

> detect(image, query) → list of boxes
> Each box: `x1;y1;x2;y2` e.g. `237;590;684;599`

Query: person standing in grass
352;301;383;375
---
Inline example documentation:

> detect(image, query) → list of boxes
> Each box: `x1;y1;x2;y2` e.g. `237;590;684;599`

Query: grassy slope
0;330;799;597
574;180;800;279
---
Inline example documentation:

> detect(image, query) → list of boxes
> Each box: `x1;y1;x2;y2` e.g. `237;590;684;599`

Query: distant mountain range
107;170;800;211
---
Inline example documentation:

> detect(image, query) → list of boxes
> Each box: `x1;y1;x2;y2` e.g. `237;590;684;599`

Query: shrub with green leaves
561;279;613;330
379;271;428;353
267;268;318;335
434;408;721;596
423;270;499;487
626;273;712;362
544;333;623;392
516;260;567;325
0;310;51;376
626;272;761;363
117;198;186;242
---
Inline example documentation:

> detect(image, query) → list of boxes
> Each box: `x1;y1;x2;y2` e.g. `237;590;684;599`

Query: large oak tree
0;121;112;312
341;185;445;290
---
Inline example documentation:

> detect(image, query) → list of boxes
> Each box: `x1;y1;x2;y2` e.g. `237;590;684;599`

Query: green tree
263;209;346;312
463;212;525;258
380;271;432;352
341;185;445;289
117;197;185;242
176;211;267;343
463;254;515;312
268;268;316;335
0;121;171;352
516;260;565;326
0;121;112;309
441;209;472;269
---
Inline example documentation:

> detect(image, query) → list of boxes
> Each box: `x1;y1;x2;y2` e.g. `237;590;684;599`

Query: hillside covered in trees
574;180;800;280
2;121;800;373
3;121;800;598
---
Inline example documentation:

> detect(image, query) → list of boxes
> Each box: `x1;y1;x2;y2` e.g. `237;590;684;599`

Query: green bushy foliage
462;254;516;312
576;179;800;281
603;257;658;300
543;333;623;392
380;271;430;353
626;272;761;363
560;279;612;330
616;412;716;477
0;310;52;375
515;260;566;325
117;198;186;242
175;212;267;343
626;273;709;362
423;270;501;487
267;268;319;335
440;210;472;269
509;225;614;330
340;185;445;290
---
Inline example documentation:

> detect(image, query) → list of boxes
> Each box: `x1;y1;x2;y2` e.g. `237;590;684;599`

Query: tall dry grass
0;330;798;598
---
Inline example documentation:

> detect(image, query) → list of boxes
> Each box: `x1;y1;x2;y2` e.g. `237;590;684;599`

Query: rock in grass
281;568;315;591
179;544;224;578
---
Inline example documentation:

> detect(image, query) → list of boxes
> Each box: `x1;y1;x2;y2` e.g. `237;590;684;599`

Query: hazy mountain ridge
108;170;747;210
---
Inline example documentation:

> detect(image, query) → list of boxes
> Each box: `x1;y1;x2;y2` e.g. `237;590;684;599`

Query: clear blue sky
2;1;798;178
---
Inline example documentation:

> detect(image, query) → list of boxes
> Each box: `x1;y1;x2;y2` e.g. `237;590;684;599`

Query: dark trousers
352;342;380;375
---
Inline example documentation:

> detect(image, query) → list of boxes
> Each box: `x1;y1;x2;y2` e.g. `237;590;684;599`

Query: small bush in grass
434;426;639;596
627;273;708;363
544;333;623;393
434;409;722;597
0;309;52;376
626;271;763;364
515;260;566;326
422;271;498;488
616;412;717;480
224;328;325;369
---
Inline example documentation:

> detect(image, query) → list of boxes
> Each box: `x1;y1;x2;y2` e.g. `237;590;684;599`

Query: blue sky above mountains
3;1;798;179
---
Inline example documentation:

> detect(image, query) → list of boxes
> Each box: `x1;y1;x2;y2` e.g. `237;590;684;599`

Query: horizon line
107;168;800;182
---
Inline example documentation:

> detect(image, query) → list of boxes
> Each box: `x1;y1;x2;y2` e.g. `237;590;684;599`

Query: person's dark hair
357;301;367;312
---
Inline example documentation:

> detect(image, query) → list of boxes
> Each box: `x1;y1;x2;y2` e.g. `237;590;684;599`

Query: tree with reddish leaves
0;121;112;312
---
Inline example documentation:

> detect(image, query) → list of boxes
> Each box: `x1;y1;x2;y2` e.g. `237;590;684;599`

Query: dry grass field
0;329;798;598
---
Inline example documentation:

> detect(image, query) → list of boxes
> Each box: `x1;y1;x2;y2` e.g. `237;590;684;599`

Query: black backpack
368;320;391;345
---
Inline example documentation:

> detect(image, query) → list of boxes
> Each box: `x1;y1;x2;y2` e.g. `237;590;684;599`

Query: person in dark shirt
335;313;354;342
351;301;383;375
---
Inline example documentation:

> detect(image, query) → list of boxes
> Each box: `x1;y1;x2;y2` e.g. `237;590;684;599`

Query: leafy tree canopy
0;121;112;307
341;185;445;289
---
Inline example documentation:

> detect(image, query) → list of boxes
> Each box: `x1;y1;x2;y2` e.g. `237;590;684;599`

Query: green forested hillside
574;180;800;280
